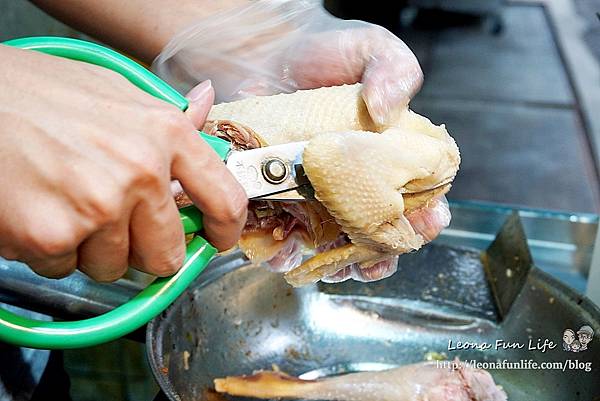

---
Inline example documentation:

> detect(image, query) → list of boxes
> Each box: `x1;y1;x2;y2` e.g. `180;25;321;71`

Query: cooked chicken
213;362;507;401
175;84;460;286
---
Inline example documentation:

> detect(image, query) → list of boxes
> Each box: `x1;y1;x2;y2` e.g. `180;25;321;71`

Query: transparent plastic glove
152;0;423;125
153;0;441;284
322;196;451;283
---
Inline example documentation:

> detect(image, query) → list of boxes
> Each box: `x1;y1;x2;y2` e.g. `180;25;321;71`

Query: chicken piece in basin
214;361;507;401
175;84;460;286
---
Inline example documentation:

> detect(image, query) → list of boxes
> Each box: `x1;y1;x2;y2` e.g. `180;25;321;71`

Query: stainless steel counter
442;200;598;293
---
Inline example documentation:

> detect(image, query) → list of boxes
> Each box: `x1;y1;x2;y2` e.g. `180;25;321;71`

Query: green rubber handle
3;37;231;160
0;36;230;349
0;237;215;349
4;36;189;109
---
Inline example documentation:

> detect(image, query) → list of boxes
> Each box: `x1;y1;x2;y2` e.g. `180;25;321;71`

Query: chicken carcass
175;84;460;286
214;361;507;401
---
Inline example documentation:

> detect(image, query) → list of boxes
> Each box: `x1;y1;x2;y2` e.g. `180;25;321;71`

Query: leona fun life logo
563;325;594;352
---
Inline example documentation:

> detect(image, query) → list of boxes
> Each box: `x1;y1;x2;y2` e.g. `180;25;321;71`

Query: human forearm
31;0;250;63
153;0;423;119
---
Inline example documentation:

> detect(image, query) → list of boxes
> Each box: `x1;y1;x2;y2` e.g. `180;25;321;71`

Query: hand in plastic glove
0;45;247;282
321;197;451;283
153;0;423;125
153;0;448;283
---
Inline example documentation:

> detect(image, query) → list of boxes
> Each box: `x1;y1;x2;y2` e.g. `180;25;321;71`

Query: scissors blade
225;141;313;201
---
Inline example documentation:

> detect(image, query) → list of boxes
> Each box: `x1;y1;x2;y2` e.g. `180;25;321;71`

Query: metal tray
148;239;600;401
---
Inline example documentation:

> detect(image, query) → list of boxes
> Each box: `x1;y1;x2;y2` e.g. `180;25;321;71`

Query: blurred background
1;0;599;400
326;0;600;214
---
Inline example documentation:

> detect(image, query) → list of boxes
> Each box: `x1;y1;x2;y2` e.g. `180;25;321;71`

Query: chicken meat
214;361;507;401
174;84;460;286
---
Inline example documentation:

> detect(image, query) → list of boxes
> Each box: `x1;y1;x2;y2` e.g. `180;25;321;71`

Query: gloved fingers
321;255;399;283
352;256;399;282
322;196;450;284
360;27;423;125
285;24;423;125
406;196;451;243
321;266;352;283
283;29;365;90
264;234;305;273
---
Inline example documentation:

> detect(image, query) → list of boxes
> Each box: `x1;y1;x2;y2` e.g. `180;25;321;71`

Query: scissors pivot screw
262;158;288;184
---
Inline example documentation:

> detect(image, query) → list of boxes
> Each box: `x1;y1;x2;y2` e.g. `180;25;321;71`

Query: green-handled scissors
0;37;312;349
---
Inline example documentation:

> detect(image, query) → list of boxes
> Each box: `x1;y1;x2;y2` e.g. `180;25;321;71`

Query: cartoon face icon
571;340;581;352
563;329;575;345
577;325;594;349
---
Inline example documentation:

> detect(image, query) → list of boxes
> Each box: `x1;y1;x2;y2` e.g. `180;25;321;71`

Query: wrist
29;0;253;65
152;0;253;59
157;0;326;57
